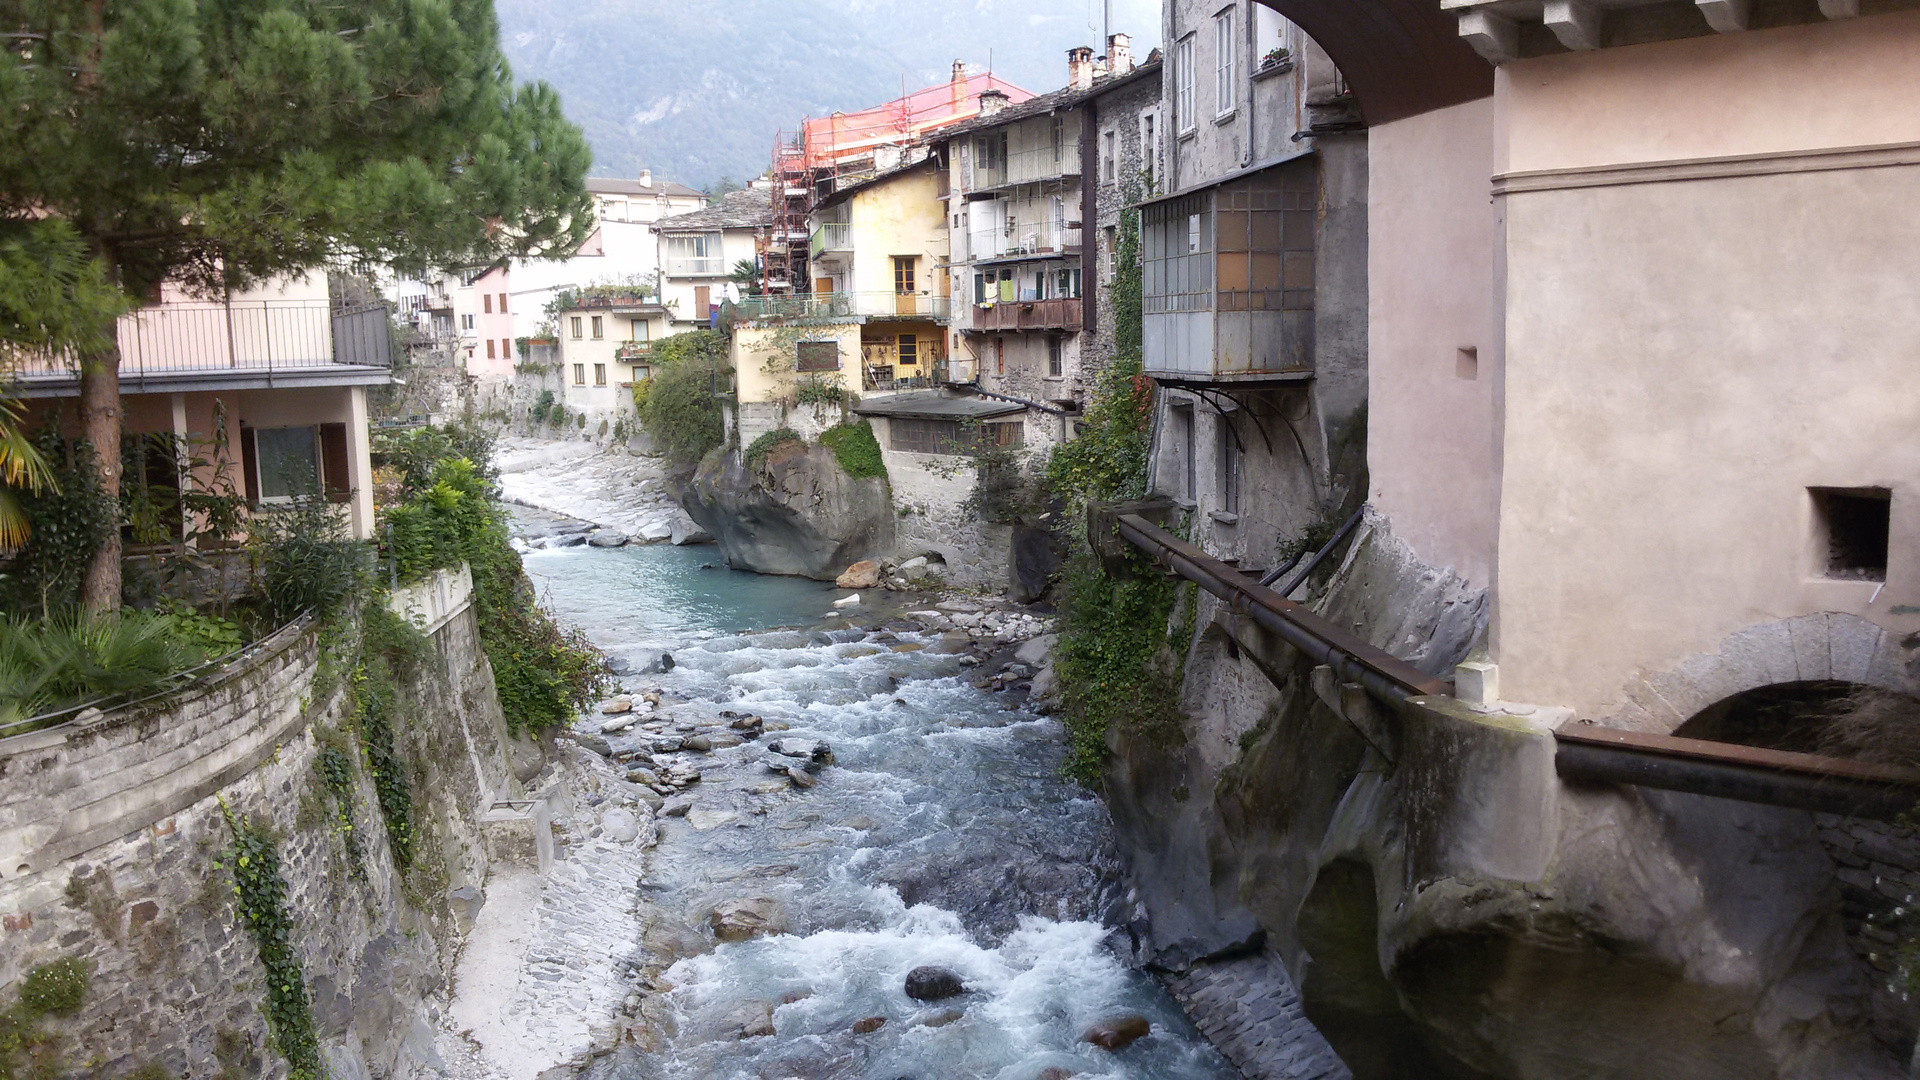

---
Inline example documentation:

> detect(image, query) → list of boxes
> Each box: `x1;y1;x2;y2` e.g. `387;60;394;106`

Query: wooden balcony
970;298;1082;333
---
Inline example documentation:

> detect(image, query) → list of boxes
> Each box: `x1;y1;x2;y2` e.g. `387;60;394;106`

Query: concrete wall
1490;16;1920;715
0;571;536;1079
1364;97;1502;590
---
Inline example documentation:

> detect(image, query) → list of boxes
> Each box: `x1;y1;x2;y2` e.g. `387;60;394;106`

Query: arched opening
1676;681;1920;1063
1249;0;1492;125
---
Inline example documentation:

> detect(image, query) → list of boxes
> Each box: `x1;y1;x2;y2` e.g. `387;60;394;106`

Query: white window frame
1101;130;1117;183
1140;111;1158;189
1176;35;1196;133
1215;7;1236;118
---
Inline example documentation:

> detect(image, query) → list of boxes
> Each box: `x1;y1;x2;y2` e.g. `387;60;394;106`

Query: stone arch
1601;613;1920;734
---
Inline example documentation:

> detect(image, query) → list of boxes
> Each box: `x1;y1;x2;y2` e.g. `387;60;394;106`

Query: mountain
492;0;1161;190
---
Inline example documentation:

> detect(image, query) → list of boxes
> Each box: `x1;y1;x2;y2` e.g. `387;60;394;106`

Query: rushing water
524;542;1237;1080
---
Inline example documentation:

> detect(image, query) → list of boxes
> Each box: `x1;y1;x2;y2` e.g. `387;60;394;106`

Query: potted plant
1261;47;1291;70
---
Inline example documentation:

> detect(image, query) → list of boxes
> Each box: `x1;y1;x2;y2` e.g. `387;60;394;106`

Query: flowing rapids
523;540;1236;1080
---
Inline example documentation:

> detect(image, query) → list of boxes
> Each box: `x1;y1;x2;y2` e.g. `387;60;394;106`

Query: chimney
978;88;1010;117
952;60;967;110
639;169;653;188
1067;46;1095;91
1106;33;1133;76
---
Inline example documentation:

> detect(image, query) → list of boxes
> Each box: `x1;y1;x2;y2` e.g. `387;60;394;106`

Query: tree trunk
78;347;122;617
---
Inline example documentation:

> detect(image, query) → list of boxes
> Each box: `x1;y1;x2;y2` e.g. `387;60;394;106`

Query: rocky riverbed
424;491;1237;1077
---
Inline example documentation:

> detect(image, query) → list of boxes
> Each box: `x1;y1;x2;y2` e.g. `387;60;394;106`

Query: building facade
555;291;671;433
653;188;773;333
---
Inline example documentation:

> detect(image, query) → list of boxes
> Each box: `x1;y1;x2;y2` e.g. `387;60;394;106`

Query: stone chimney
1106;33;1133;76
952;60;967;110
1067;46;1096;91
639;169;653;188
978;88;1010;117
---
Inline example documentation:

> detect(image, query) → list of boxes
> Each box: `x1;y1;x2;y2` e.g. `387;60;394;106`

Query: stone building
1097;0;1920;1077
1082;46;1163;376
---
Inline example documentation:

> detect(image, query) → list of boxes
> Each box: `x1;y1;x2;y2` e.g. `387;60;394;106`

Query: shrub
17;958;88;1017
744;428;802;471
0;612;212;728
819;421;886;480
250;494;370;624
528;390;554;426
793;377;845;407
639;331;730;465
1;424;115;619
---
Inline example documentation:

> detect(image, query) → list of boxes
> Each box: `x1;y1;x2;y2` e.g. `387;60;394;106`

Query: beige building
555;290;671;433
653;188;772;332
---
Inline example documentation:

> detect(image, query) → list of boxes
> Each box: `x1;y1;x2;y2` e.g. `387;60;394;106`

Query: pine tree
0;0;594;613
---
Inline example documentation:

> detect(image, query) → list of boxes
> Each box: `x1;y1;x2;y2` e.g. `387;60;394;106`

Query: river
518;539;1238;1079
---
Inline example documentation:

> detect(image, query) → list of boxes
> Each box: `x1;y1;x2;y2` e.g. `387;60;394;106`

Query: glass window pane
257;426;317;500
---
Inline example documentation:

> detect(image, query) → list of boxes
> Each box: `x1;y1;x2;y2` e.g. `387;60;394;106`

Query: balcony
663;257;728;278
809;223;853;258
615;340;654;361
968;144;1083;194
5;300;394;394
967;219;1082;261
971;298;1083;332
729;292;952;323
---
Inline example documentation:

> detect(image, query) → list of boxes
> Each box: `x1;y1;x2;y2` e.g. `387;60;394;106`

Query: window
591;315;604;339
1812;488;1891;581
485;339;496;359
974;273;987;304
1176;35;1196;132
1188;213;1202;253
631;319;649;341
252;426;319;502
498;292;508;313
1052;115;1065;166
899;333;918;367
594;363;607;386
1143;194;1214;315
1101;131;1117;183
483;293;492;314
573;363;585;385
1104;226;1119;283
461;313;475;331
893;256;916;294
1217;417;1241;515
1141;112;1158;188
1215;8;1236;117
796;340;840;372
570;316;583;339
502;338;512;361
1047;336;1063;377
1055;267;1081;299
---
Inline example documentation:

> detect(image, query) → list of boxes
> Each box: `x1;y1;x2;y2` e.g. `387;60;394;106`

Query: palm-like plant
0;398;56;548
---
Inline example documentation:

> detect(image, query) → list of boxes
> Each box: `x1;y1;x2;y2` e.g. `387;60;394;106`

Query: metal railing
969;220;1082;260
6;300;392;378
615;340;654;360
809;223;853;257
730;292;952;321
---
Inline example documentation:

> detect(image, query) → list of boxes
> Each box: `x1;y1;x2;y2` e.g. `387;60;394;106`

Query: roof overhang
1250;0;1493;125
852;391;1027;421
7;366;397;399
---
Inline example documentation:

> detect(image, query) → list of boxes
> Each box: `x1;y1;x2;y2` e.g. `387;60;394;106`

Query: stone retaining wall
0;567;538;1079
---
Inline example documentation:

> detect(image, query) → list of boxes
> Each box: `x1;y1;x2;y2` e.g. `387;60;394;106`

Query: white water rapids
521;538;1237;1080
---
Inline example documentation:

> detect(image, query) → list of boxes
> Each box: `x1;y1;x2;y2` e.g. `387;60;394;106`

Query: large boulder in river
677;440;893;580
670;511;714;546
836;560;881;589
1082;1015;1151;1051
904;966;966;1001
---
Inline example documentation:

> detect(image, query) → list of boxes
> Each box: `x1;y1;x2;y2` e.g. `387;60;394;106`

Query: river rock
600;717;635;734
626;767;661;786
768;738;834;768
447;885;484;936
588;531;628;548
904;966;966;1001
1082;1015;1151;1050
602;808;640;843
601;696;634;715
1014;634;1057;667
661;798;693;818
642;652;676;674
686;808;736;831
575;734;614;758
850;1016;886;1034
728;715;764;731
836;561;882;589
916;1008;964;1028
899;556;929;573
709;897;785;941
638;520;674;543
680;439;894;579
831;593;861;609
786;766;817;790
717;999;775;1039
670;512;714;546
684;734;714;752
651;736;685;753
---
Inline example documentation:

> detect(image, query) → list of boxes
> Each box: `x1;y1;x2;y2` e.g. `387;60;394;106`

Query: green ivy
1053;553;1188;784
2;421;115;619
216;806;321;1080
818;421;886;480
314;735;365;880
637;331;731;465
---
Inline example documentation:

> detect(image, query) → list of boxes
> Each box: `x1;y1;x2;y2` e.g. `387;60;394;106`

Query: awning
852;391;1027;421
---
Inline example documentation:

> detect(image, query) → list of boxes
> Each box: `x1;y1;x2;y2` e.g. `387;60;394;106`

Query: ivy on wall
216;803;321;1080
313;731;366;881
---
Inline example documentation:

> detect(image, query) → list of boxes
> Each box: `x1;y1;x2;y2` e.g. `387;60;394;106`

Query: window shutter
320;423;350;503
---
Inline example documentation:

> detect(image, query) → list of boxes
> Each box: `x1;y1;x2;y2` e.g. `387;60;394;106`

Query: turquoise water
522;543;841;648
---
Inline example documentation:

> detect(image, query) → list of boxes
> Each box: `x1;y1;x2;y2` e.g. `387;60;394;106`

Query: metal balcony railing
730;292;952;321
5;300;393;379
968;220;1083;260
809;223;853;257
615;340;654;360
